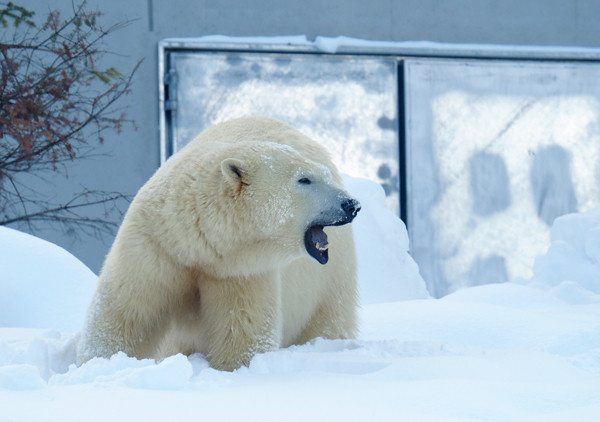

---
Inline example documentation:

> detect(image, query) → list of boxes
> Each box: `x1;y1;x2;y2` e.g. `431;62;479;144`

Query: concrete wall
152;0;600;47
9;0;600;274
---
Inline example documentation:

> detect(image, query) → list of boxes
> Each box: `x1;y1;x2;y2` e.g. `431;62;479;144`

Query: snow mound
344;175;430;303
519;207;600;304
0;227;97;332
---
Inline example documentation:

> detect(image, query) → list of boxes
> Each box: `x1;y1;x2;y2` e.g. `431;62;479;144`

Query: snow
161;34;600;60
1;177;600;421
0;227;97;332
345;175;429;303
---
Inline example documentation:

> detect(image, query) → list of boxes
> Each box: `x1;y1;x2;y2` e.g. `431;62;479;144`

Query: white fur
77;117;358;371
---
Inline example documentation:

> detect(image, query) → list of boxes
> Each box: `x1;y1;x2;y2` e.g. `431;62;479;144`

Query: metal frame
158;37;600;164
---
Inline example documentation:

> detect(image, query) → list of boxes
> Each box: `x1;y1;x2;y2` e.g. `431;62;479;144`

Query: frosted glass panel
168;52;399;214
405;59;600;296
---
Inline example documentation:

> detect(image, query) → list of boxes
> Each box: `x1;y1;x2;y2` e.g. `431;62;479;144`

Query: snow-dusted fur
77;117;359;371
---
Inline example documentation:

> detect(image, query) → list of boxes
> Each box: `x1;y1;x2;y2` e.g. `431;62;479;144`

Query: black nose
341;198;361;221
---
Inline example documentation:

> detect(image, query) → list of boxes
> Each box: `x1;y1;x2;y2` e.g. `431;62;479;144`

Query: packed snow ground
1;176;599;421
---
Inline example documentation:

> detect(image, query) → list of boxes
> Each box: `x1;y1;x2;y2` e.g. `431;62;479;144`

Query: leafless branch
0;1;138;236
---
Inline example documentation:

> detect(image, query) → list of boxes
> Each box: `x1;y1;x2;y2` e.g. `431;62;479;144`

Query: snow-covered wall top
160;35;600;60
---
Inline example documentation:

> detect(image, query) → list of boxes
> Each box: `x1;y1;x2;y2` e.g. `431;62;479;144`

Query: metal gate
159;40;600;296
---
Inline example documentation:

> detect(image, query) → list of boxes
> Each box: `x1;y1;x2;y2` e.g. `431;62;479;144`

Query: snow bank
519;207;600;304
2;283;599;421
0;227;97;332
344;175;429;303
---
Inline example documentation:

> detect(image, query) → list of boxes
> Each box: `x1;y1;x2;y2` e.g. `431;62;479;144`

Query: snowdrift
0;227;96;332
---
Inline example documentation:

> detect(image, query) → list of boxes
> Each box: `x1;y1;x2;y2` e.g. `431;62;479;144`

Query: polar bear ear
221;158;249;196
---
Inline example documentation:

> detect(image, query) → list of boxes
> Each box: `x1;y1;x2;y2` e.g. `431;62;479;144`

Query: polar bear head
204;141;360;274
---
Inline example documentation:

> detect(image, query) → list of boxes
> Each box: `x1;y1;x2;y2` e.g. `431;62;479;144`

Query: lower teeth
315;242;329;251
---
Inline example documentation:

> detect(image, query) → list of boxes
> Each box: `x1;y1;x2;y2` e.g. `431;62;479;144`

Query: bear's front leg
77;281;172;364
198;273;282;371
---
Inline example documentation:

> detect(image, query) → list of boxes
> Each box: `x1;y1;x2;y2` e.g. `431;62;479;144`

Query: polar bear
77;117;361;371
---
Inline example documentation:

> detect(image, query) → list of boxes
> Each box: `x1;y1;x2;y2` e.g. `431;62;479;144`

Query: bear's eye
298;177;312;185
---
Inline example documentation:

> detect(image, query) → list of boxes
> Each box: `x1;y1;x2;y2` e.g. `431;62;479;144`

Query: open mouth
304;226;329;264
304;225;330;264
304;197;361;265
